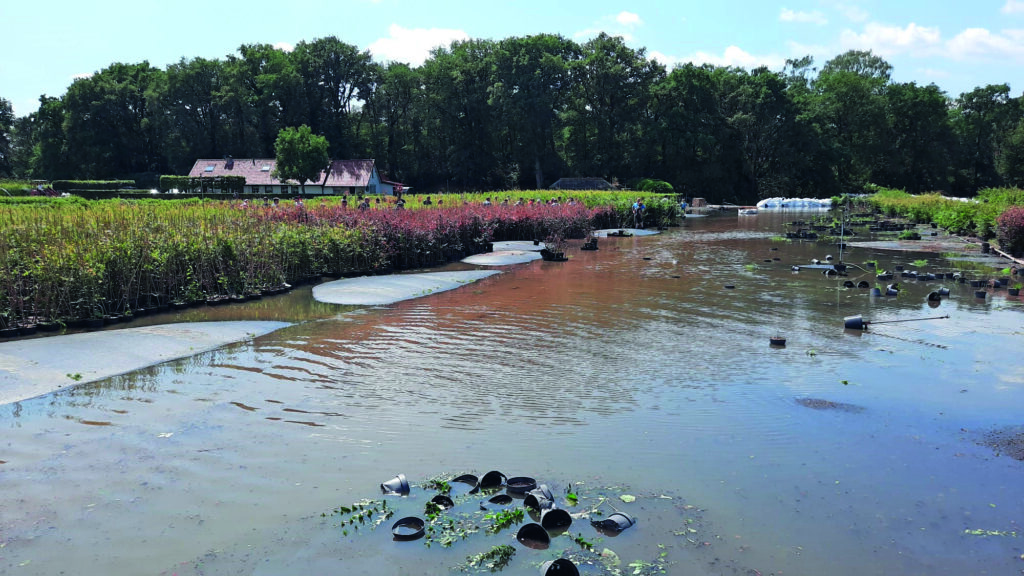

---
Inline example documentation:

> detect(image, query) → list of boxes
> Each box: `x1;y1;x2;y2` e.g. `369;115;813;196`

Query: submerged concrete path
313;270;500;306
0;321;290;405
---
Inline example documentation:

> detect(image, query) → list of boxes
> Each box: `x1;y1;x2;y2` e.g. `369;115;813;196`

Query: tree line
1;33;1022;203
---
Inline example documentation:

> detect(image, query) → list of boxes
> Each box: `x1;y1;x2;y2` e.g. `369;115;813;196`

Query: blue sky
3;0;1023;116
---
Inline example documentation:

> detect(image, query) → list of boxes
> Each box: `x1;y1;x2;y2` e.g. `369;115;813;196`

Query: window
204;165;215;173
291;186;299;194
265;186;273;194
368;184;377;195
249;187;258;194
260;164;271;172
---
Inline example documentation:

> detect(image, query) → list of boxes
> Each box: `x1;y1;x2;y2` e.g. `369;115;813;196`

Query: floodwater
1;212;1022;576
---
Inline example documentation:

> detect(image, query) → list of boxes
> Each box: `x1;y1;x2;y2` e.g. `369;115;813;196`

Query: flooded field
1;212;1022;575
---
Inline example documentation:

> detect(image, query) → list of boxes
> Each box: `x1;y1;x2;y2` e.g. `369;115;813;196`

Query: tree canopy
4;37;1024;202
272;125;329;192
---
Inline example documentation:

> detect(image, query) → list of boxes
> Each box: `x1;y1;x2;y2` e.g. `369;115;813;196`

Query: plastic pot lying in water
540;558;580;576
392;516;425;541
516;523;550;549
506;476;537;494
540;508;573;531
591;512;636;534
480;470;506;489
381;473;410;495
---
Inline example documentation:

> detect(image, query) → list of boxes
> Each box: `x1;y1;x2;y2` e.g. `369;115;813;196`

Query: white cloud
946;27;1024;60
274;42;294;53
70;72;93;80
840;22;942;56
833;2;869;23
616;11;642;27
658;46;786;69
780;8;827;25
1003;0;1024;14
368;24;469;66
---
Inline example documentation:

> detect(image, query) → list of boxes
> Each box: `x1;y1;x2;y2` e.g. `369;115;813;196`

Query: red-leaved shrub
996;206;1024;256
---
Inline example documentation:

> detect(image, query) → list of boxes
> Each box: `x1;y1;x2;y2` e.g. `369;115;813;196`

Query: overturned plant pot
591;512;636;535
540;558;580;576
516;523;551;549
381;473;410;495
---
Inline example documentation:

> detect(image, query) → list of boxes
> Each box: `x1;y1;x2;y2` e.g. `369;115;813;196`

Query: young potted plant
1010;283;1022;297
540;233;568;261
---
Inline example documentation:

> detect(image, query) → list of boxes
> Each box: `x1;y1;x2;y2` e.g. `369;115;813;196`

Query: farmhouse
187;158;404;196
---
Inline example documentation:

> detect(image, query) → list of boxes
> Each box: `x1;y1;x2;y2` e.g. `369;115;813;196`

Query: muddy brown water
1;212;1023;575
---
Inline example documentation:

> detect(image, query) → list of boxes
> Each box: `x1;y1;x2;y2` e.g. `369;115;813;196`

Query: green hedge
52;180;136;192
159;175;246;194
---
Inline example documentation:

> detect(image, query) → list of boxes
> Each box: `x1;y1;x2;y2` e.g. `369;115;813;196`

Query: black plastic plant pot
381;473;410;495
524;492;554;512
506;476;537;495
975;290;987;299
486;494;514;507
927;291;941;302
591;512;635;535
391;517;425;541
480;470;506;489
858;281;870;289
452;473;479;493
516;523;550;549
769;336;786;347
844;315;867;330
540;558;580;576
540;508;573;531
430;494;455;510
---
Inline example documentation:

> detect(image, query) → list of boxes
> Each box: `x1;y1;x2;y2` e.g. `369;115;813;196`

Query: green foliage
636;179;674;194
52;180;136;192
159;175;245;194
272;125;330;190
461;545;516;572
483;508;524;534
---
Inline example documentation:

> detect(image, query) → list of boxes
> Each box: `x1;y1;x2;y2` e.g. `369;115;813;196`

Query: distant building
186;158;405;196
549;177;616;191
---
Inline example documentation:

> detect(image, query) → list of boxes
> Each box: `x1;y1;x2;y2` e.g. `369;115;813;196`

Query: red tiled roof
187;159;328;186
323;159;376;187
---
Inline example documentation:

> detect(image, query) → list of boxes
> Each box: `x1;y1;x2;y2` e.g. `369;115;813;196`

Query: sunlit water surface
1;213;1022;575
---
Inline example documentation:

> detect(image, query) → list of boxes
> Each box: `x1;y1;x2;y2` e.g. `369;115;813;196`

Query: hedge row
52;180;136;192
159;175;246;194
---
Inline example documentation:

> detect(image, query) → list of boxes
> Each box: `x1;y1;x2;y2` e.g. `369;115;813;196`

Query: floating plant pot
724;284;735;289
452;474;479;493
391;517;425;541
870;287;882;297
524;485;555;511
769;336;786;347
430;494;455;510
938;287;950;297
480;470;506;489
591;512;636;535
843;280;855;288
486;494;514;507
540;558;580;576
540;508;573;531
381;473;410;495
927;291;941;302
516;523;550;549
506;476;537;495
975;290;987;299
845;315;868;330
1009;288;1020;296
857;281;870;289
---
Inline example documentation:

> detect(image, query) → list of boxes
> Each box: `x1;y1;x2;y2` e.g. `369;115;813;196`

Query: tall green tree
163;57;228;173
951;84;1014;194
878;82;954;193
63;61;166;177
561;34;662;181
272;125;329;194
490;34;578;188
293;37;374;159
30;96;71;180
0;97;13;177
805;50;893;193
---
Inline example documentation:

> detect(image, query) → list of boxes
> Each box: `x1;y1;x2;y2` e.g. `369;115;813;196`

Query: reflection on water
1;213;1022;575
